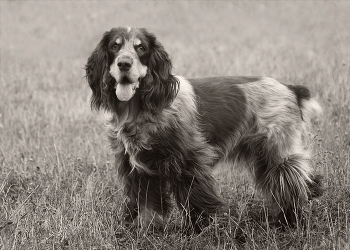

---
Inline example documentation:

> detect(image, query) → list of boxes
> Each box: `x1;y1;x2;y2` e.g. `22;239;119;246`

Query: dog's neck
110;95;158;157
114;96;142;129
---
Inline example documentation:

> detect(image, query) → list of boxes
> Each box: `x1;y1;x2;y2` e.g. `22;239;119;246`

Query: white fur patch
242;78;297;122
238;77;302;157
301;98;323;121
116;37;122;44
133;38;141;46
172;75;196;113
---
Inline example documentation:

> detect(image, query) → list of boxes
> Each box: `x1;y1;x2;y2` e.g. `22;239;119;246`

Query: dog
85;26;323;231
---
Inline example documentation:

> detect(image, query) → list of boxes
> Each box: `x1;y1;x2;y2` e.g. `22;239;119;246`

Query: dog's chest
117;115;158;154
115;115;166;174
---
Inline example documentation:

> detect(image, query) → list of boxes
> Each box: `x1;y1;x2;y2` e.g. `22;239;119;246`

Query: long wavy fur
85;27;323;232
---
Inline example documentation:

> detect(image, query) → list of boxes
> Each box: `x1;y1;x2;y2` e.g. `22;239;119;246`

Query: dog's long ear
141;32;179;113
85;32;112;110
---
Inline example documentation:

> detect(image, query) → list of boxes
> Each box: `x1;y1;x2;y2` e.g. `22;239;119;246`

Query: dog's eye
135;45;146;52
111;43;120;51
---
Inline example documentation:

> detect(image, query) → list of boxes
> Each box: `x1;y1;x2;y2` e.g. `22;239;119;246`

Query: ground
0;1;349;249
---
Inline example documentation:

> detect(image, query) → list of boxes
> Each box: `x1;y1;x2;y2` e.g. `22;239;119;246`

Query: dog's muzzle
117;56;133;72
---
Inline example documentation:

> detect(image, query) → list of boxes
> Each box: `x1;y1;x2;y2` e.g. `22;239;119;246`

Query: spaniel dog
85;27;323;231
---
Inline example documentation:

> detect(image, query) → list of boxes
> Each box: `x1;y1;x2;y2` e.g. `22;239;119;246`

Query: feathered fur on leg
258;154;312;225
118;153;171;226
170;162;225;232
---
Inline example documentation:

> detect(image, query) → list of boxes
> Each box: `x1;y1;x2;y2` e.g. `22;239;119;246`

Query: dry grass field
1;1;349;249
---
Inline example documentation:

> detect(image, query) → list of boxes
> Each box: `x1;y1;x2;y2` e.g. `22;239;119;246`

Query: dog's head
85;27;179;113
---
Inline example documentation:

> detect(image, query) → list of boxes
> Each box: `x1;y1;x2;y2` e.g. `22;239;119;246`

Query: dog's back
190;76;321;154
189;76;323;225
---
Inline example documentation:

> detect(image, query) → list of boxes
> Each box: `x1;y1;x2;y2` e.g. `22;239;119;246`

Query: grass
1;1;350;249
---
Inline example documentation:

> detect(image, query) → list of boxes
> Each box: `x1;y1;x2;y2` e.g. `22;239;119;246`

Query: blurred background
1;1;350;248
1;0;350;213
1;0;350;196
2;1;349;76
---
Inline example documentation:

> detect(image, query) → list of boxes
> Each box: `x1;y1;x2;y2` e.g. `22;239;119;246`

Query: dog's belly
189;76;260;148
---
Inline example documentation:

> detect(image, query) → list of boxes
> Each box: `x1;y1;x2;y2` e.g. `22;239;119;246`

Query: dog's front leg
116;152;140;224
118;150;172;226
169;160;225;233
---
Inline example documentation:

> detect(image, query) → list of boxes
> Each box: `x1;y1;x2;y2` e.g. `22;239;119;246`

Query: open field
1;1;349;249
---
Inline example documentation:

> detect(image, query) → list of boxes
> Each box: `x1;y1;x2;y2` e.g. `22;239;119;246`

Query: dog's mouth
114;76;140;102
120;76;132;84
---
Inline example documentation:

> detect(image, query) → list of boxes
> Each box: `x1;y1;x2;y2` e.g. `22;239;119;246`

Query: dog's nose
117;57;133;72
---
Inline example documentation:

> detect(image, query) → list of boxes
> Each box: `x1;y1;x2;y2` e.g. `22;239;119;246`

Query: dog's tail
287;85;323;124
287;85;324;200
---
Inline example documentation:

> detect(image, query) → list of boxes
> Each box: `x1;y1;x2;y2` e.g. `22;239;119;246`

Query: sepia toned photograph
1;1;349;249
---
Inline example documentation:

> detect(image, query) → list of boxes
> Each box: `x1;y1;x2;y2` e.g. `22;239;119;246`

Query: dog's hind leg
235;129;322;226
256;153;312;226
